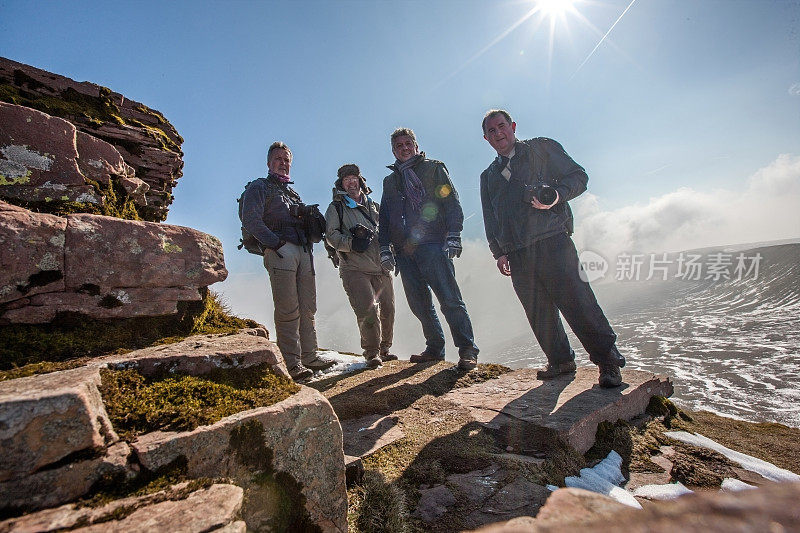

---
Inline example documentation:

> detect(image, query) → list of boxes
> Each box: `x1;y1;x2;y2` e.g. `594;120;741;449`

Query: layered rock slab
98;331;289;379
0;483;244;533
472;481;800;532
0;202;227;324
1;57;183;221
132;386;347;532
444;367;673;454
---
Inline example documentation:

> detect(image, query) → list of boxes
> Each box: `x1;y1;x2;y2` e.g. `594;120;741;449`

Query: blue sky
2;0;799;353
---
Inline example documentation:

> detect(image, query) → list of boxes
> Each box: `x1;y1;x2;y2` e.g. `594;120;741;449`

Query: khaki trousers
340;269;394;357
263;242;318;369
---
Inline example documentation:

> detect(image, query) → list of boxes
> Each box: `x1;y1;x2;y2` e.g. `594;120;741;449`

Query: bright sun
536;0;576;17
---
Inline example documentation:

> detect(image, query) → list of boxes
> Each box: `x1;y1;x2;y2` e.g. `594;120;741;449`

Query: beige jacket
324;187;384;275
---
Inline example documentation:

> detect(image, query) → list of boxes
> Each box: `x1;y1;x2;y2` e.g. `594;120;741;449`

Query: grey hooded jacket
480;138;587;259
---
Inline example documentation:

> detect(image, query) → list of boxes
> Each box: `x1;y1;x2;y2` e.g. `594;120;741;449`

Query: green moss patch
99;365;299;439
0;290;260;374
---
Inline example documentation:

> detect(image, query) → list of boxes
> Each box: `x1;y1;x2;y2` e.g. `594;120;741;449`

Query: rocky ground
309;360;800;533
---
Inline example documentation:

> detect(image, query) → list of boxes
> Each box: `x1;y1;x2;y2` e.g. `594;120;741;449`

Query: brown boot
536;360;577;380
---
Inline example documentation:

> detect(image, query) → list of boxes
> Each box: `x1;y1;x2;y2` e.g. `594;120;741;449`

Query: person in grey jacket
325;164;396;369
480;110;627;388
240;141;333;382
379;128;479;371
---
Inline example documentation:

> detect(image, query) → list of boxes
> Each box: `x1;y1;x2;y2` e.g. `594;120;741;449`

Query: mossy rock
99;365;299;439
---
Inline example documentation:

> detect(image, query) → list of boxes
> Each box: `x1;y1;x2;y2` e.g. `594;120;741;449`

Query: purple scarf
396;154;425;213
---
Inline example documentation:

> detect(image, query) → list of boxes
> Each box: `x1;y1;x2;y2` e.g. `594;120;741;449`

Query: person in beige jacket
325;164;397;368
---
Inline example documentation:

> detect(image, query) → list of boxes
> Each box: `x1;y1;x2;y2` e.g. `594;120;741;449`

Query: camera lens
537;185;557;205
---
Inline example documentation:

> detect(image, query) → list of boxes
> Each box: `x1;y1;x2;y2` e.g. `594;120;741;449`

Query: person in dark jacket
325;164;396;369
379;128;479;371
479;109;627;388
240;141;333;382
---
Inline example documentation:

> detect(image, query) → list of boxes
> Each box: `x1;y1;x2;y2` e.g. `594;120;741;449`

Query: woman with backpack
325;164;397;368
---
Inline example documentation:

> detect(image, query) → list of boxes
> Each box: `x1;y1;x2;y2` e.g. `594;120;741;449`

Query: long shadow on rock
324;363;464;422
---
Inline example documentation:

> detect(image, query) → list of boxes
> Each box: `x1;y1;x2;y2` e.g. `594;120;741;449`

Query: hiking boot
365;354;382;369
302;355;336;372
457;354;478;372
608;345;626;368
380;351;398;362
536;360;577;380
288;363;313;382
598;364;623;388
409;351;445;363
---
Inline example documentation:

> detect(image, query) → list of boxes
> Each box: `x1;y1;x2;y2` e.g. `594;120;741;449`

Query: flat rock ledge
0;482;244;533
444;367;673;454
471;481;800;532
97;330;289;379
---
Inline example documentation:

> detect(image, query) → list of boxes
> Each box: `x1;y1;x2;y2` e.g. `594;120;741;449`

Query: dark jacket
325;187;383;274
480;138;587;259
240;174;307;249
378;156;464;253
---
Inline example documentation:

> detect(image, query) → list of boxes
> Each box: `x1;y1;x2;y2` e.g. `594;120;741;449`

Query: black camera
523;183;558;206
289;203;315;218
350;223;374;252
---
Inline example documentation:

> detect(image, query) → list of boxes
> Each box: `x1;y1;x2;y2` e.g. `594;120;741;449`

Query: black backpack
237;179;267;255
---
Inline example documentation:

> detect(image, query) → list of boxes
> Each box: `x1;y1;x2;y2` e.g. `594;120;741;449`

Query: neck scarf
396;154;425;213
269;172;291;183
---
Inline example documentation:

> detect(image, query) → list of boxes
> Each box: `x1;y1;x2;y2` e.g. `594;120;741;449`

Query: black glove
444;232;462;259
350;224;374;253
380;245;395;272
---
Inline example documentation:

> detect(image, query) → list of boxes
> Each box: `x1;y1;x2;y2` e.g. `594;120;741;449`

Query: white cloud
789;83;800;96
572;154;800;260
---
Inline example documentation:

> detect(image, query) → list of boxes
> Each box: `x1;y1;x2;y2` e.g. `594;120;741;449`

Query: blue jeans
396;243;478;358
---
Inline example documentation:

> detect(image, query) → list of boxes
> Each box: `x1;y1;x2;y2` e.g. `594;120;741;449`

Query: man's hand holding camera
531;189;559;210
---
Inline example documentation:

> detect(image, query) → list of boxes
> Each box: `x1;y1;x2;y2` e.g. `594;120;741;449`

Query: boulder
0;202;65;304
0;366;118;483
444;367;673;454
1;57;183;221
131;386;347;532
98;332;289;380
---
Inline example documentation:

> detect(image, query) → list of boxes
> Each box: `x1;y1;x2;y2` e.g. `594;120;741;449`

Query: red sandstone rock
0;366;118;484
75;131;132;187
0;102;83;188
98;332;289;380
131;386;347;532
64;214;226;291
444;367;673;454
0;58;183;221
0;201;65;304
0;204;226;324
0;483;244;532
471;482;800;532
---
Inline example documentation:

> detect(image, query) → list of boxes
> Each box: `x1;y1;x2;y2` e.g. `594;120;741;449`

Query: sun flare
537;0;576;17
